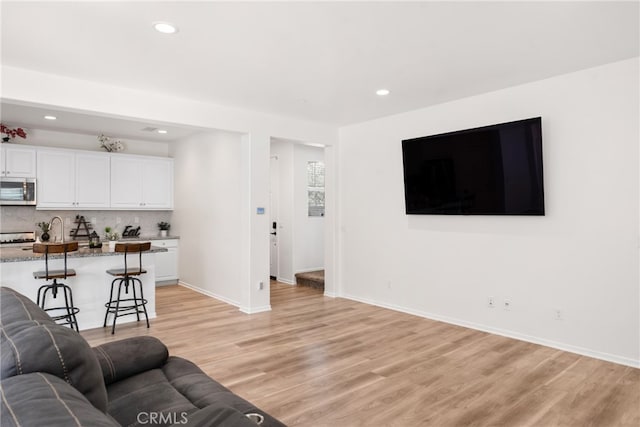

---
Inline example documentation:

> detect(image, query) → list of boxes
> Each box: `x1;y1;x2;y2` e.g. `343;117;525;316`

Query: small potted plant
37;222;51;241
157;221;170;237
104;226;120;250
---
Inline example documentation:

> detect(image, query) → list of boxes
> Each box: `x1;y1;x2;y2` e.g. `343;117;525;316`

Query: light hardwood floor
82;283;640;426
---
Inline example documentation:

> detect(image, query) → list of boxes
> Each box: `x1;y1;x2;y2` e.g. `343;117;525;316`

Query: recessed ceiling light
153;22;178;34
44;115;57;120
157;129;168;134
376;89;390;96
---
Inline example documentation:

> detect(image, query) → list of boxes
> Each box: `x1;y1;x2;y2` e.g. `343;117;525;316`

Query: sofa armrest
92;336;168;385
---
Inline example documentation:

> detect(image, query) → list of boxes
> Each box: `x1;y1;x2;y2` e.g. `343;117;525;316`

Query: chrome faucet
49;216;64;243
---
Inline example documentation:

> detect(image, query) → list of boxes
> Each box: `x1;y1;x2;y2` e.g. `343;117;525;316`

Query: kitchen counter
0;243;168;263
0;240;167;331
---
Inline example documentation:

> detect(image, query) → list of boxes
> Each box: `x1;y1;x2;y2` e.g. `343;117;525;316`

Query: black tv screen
402;117;544;215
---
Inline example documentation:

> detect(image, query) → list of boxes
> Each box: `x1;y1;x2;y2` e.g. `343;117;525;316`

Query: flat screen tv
402;117;544;215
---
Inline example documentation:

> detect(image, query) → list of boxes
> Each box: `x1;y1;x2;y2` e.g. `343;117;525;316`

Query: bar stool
103;242;151;334
33;241;80;331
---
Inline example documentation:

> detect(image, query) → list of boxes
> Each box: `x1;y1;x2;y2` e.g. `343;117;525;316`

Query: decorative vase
108;240;116;250
160;230;168;237
41;232;50;242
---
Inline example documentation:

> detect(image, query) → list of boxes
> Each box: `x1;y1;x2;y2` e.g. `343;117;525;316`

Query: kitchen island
0;243;167;331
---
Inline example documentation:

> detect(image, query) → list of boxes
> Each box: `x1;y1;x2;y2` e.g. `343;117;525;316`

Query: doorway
269;139;325;293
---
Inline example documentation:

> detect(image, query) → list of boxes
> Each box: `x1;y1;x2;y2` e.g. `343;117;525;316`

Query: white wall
18;128;169;157
293;144;325;274
337;58;639;367
170;130;244;306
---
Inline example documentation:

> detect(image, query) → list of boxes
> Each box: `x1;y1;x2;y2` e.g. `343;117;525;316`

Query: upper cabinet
1;146;37;177
110;155;173;210
37;149;110;209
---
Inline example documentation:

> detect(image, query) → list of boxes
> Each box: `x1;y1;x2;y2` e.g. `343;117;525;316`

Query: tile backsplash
0;207;173;240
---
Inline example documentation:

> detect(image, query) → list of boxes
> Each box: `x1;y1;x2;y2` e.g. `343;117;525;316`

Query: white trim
179;280;241;308
276;277;295;285
240;305;272;314
179;281;272;314
81;312;157;331
323;291;336;298
340;293;640;369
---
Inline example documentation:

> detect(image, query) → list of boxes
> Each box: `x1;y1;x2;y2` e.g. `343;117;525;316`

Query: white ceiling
1;1;638;138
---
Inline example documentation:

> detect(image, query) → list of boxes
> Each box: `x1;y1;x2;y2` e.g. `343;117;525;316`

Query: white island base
1;252;157;331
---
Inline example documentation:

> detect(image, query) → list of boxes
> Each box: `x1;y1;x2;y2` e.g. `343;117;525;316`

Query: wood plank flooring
82;282;640;426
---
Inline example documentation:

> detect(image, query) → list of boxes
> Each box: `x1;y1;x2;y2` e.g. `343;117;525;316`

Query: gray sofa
0;287;285;427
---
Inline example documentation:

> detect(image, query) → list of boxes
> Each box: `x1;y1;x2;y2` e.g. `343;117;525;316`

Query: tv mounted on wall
402;117;544;215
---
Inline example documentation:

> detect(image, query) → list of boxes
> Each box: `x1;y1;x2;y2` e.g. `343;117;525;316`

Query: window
307;161;325;217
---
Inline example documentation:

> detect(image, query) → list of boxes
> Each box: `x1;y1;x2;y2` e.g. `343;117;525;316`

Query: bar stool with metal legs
33;241;80;331
103;241;151;334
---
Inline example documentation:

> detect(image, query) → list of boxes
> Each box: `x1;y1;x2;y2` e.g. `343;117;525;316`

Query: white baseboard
340;293;639;369
178;280;241;308
276;277;295;285
240;305;272;314
179;281;272;314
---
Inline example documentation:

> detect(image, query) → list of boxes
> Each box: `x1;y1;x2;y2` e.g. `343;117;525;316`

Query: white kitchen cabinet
1;146;37;177
110;155;173;210
153;239;179;284
37;149;110;209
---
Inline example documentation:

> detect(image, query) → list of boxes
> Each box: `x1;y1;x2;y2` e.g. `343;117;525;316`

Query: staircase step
295;270;324;291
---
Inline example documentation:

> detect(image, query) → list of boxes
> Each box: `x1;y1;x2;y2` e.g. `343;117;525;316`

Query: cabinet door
142;159;173;209
110;156;143;208
3;147;36;177
76;153;110;208
36;150;75;208
154;240;179;282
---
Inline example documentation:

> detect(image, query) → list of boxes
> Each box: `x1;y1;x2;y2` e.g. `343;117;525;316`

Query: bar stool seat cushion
33;269;77;280
105;268;147;277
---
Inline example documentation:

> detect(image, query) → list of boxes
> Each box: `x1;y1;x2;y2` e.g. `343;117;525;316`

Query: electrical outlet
134;217;139;224
504;300;511;311
65;217;71;225
554;309;562;320
488;297;495;308
91;217;97;225
258;281;264;290
387;281;392;289
116;217;122;224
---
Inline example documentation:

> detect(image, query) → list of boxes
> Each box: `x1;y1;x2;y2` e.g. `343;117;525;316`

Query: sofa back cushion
0;287;108;412
0;373;118;427
0;286;53;324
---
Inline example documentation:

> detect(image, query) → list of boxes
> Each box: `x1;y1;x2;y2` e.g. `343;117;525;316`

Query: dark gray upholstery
0;287;286;427
0;287;108;411
0;373;117;427
93;335;169;385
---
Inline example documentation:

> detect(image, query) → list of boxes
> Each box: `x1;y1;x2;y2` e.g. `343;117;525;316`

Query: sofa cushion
163;357;286;427
0;373;117;427
0;320;109;412
105;357;285;427
93;336;169;385
0;286;53;324
107;367;197;426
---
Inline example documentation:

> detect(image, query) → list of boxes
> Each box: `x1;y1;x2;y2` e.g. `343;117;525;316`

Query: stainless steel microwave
0;178;36;205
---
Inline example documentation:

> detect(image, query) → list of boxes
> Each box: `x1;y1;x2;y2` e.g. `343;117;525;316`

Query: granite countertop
0;242;168;263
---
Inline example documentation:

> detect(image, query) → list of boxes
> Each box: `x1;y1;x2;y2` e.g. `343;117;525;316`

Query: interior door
269;156;279;279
